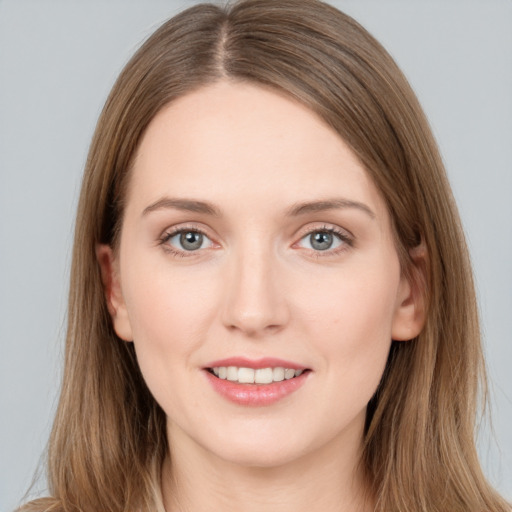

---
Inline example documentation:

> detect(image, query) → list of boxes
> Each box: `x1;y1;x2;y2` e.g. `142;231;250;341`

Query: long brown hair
19;1;510;511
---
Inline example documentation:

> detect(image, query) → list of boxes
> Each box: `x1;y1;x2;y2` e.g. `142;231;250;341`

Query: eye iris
180;231;203;251
310;231;333;251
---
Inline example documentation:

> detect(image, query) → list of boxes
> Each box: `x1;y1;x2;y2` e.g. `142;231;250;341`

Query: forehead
127;80;386;218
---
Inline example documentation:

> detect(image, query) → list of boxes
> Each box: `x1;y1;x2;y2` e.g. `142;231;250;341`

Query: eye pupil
310;231;333;250
180;231;203;251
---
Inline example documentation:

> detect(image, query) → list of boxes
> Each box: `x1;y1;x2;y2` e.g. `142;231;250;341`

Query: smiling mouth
207;366;309;384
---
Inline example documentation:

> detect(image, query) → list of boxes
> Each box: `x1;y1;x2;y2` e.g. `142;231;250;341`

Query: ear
391;243;428;341
96;244;133;342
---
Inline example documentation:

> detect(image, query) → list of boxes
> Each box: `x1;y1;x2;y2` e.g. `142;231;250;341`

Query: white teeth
226;366;238;381
255;368;273;384
273;367;285;382
238;367;255;383
284;368;295;380
211;366;305;384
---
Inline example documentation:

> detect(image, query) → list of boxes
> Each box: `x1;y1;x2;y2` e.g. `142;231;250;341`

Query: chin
193;421;330;470
210;440;307;469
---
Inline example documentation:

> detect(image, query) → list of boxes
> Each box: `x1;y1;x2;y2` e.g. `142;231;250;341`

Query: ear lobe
391;243;428;342
96;244;133;342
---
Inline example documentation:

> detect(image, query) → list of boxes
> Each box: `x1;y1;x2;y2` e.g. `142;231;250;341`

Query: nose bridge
221;235;288;336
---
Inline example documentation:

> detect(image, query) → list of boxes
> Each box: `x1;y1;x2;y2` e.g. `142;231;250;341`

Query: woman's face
101;81;421;469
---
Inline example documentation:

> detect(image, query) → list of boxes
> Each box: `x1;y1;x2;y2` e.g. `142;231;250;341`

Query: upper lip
204;357;308;370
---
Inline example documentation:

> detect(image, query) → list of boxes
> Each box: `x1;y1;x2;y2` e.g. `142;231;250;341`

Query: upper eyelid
158;222;354;248
295;222;354;240
161;223;211;238
160;222;351;236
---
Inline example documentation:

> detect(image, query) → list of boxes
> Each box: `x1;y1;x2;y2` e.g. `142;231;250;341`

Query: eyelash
297;225;354;258
158;225;211;258
158;224;354;259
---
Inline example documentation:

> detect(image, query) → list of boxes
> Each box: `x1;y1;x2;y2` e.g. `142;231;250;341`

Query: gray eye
167;230;212;252
297;230;344;252
310;231;334;251
180;231;204;251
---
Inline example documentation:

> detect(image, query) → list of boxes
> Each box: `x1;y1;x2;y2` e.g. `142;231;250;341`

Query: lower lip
204;370;309;406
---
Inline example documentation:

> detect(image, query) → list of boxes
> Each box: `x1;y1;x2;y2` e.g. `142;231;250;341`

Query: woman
17;0;510;511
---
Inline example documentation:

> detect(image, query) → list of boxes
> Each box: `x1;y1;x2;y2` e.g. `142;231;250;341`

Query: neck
161;423;373;512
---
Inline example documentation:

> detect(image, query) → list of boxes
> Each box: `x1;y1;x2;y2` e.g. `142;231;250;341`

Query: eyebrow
286;198;375;219
142;197;222;217
141;196;375;219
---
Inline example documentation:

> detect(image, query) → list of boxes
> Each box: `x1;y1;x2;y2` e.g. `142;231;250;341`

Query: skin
98;81;425;512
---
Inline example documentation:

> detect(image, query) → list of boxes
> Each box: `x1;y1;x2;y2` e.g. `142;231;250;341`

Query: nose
221;242;290;338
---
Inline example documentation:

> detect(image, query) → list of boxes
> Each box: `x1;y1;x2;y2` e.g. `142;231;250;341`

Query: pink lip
204;357;307;370
202;357;311;407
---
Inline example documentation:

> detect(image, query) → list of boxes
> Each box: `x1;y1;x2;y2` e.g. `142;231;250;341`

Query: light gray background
1;1;510;510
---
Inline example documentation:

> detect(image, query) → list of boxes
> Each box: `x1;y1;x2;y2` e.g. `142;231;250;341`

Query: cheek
123;259;218;343
295;258;400;388
299;258;399;334
121;262;220;401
